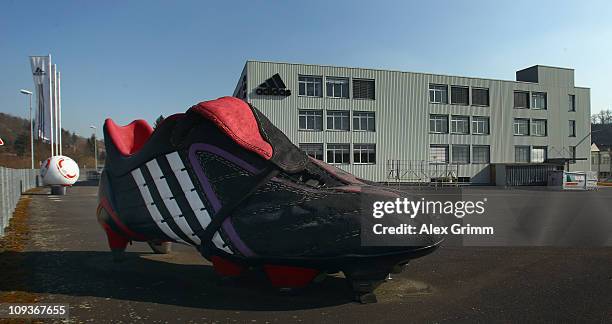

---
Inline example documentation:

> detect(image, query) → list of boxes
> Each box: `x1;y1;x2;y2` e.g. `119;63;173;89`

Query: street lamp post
20;89;34;169
90;125;97;171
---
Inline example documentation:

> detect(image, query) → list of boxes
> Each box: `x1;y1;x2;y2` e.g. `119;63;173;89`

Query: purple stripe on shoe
188;143;259;257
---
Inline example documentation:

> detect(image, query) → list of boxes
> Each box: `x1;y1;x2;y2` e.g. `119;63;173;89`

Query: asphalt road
1;184;611;323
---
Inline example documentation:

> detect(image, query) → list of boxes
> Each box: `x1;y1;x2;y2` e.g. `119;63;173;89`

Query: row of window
430;115;490;135
430;145;490;164
513;91;547;109
513;118;575;137
299;143;376;164
430;114;575;137
298;110;375;131
429;84;489;106
431;144;577;164
298;75;375;100
512;118;547;136
429;83;577;112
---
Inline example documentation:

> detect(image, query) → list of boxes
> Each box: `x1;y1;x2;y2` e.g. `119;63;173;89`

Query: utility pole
90;125;97;171
20;89;34;169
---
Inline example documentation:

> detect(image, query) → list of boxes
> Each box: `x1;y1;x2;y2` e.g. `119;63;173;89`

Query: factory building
233;61;590;184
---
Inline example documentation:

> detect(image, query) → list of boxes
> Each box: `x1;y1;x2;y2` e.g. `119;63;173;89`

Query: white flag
30;55;53;142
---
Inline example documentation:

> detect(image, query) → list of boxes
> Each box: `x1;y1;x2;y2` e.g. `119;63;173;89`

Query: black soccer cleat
96;96;441;303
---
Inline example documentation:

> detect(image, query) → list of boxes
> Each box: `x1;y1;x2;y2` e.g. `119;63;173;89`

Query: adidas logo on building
255;73;291;96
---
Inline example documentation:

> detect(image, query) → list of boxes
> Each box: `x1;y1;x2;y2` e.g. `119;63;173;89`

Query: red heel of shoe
264;265;319;289
102;223;129;262
211;255;244;277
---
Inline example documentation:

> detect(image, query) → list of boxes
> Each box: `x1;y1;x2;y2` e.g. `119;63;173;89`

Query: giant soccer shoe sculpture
97;96;440;303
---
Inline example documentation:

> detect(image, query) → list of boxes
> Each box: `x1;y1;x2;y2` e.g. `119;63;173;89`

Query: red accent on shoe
191;97;273;160
98;197;148;241
101;223;129;250
264;265;319;288
211;255;244;277
104;118;153;156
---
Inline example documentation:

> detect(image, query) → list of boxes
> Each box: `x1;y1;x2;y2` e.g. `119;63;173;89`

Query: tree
154;115;165;129
591;109;612;124
87;134;96;154
13;133;28;157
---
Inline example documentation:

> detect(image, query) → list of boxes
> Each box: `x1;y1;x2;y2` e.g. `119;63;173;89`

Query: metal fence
0;167;40;236
386;160;461;185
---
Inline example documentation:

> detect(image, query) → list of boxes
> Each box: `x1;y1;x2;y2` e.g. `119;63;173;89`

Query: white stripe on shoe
131;168;186;244
146;159;201;245
165;152;233;254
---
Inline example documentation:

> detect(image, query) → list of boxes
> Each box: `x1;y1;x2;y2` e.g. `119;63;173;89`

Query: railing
0;167;40;236
386;160;460;185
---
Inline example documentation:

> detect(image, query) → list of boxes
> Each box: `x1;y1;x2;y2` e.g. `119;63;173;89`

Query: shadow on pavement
0;251;353;310
73;180;100;187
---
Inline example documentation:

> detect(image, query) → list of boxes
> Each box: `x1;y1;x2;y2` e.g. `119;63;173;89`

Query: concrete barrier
0;167;39;236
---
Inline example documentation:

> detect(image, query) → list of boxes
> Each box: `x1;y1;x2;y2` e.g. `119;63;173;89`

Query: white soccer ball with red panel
41;155;80;186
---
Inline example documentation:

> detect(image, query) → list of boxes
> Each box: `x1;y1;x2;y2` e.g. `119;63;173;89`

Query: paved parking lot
0;185;611;323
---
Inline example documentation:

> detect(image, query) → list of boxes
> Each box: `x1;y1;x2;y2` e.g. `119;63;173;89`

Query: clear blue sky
1;0;610;137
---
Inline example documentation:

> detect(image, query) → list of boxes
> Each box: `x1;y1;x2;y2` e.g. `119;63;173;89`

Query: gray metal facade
233;61;591;183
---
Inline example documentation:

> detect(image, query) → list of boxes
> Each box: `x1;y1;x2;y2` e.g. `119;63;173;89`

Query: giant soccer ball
41;155;80;186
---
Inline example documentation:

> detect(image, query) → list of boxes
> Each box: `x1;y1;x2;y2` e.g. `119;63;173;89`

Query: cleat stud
264;265;319;288
102;223;129;252
211;255;244;277
148;241;172;254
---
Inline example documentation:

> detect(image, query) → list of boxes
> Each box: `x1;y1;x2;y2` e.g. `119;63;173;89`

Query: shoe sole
99;203;440;303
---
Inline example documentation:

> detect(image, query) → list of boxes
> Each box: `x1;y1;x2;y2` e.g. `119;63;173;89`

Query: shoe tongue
189;97;308;173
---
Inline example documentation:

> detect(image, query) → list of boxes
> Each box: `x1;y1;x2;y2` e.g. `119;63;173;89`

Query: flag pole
58;71;62;155
53;64;59;155
48;55;54;156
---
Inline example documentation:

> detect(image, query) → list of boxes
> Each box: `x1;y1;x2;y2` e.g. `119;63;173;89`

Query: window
569;120;576;137
299;143;323;161
451;86;469;105
472;145;490;164
429;114;448;133
515;146;530;163
430;145;449;164
514;91;530;108
531;119;547;136
353;144;376;164
326;144;350;164
452;145;470;164
429;84;448;104
450;115;470;134
298;110;323;131
569;146;576;164
514;118;530;136
531;146;547;163
569;94;576;112
326;77;349;98
531;92;547;109
353;111;375;131
298;75;322;97
326;110;350;131
353;79;375;99
472;88;489;106
472;116;490;135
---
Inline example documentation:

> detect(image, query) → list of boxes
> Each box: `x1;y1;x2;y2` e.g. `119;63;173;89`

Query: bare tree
592;109;612;124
